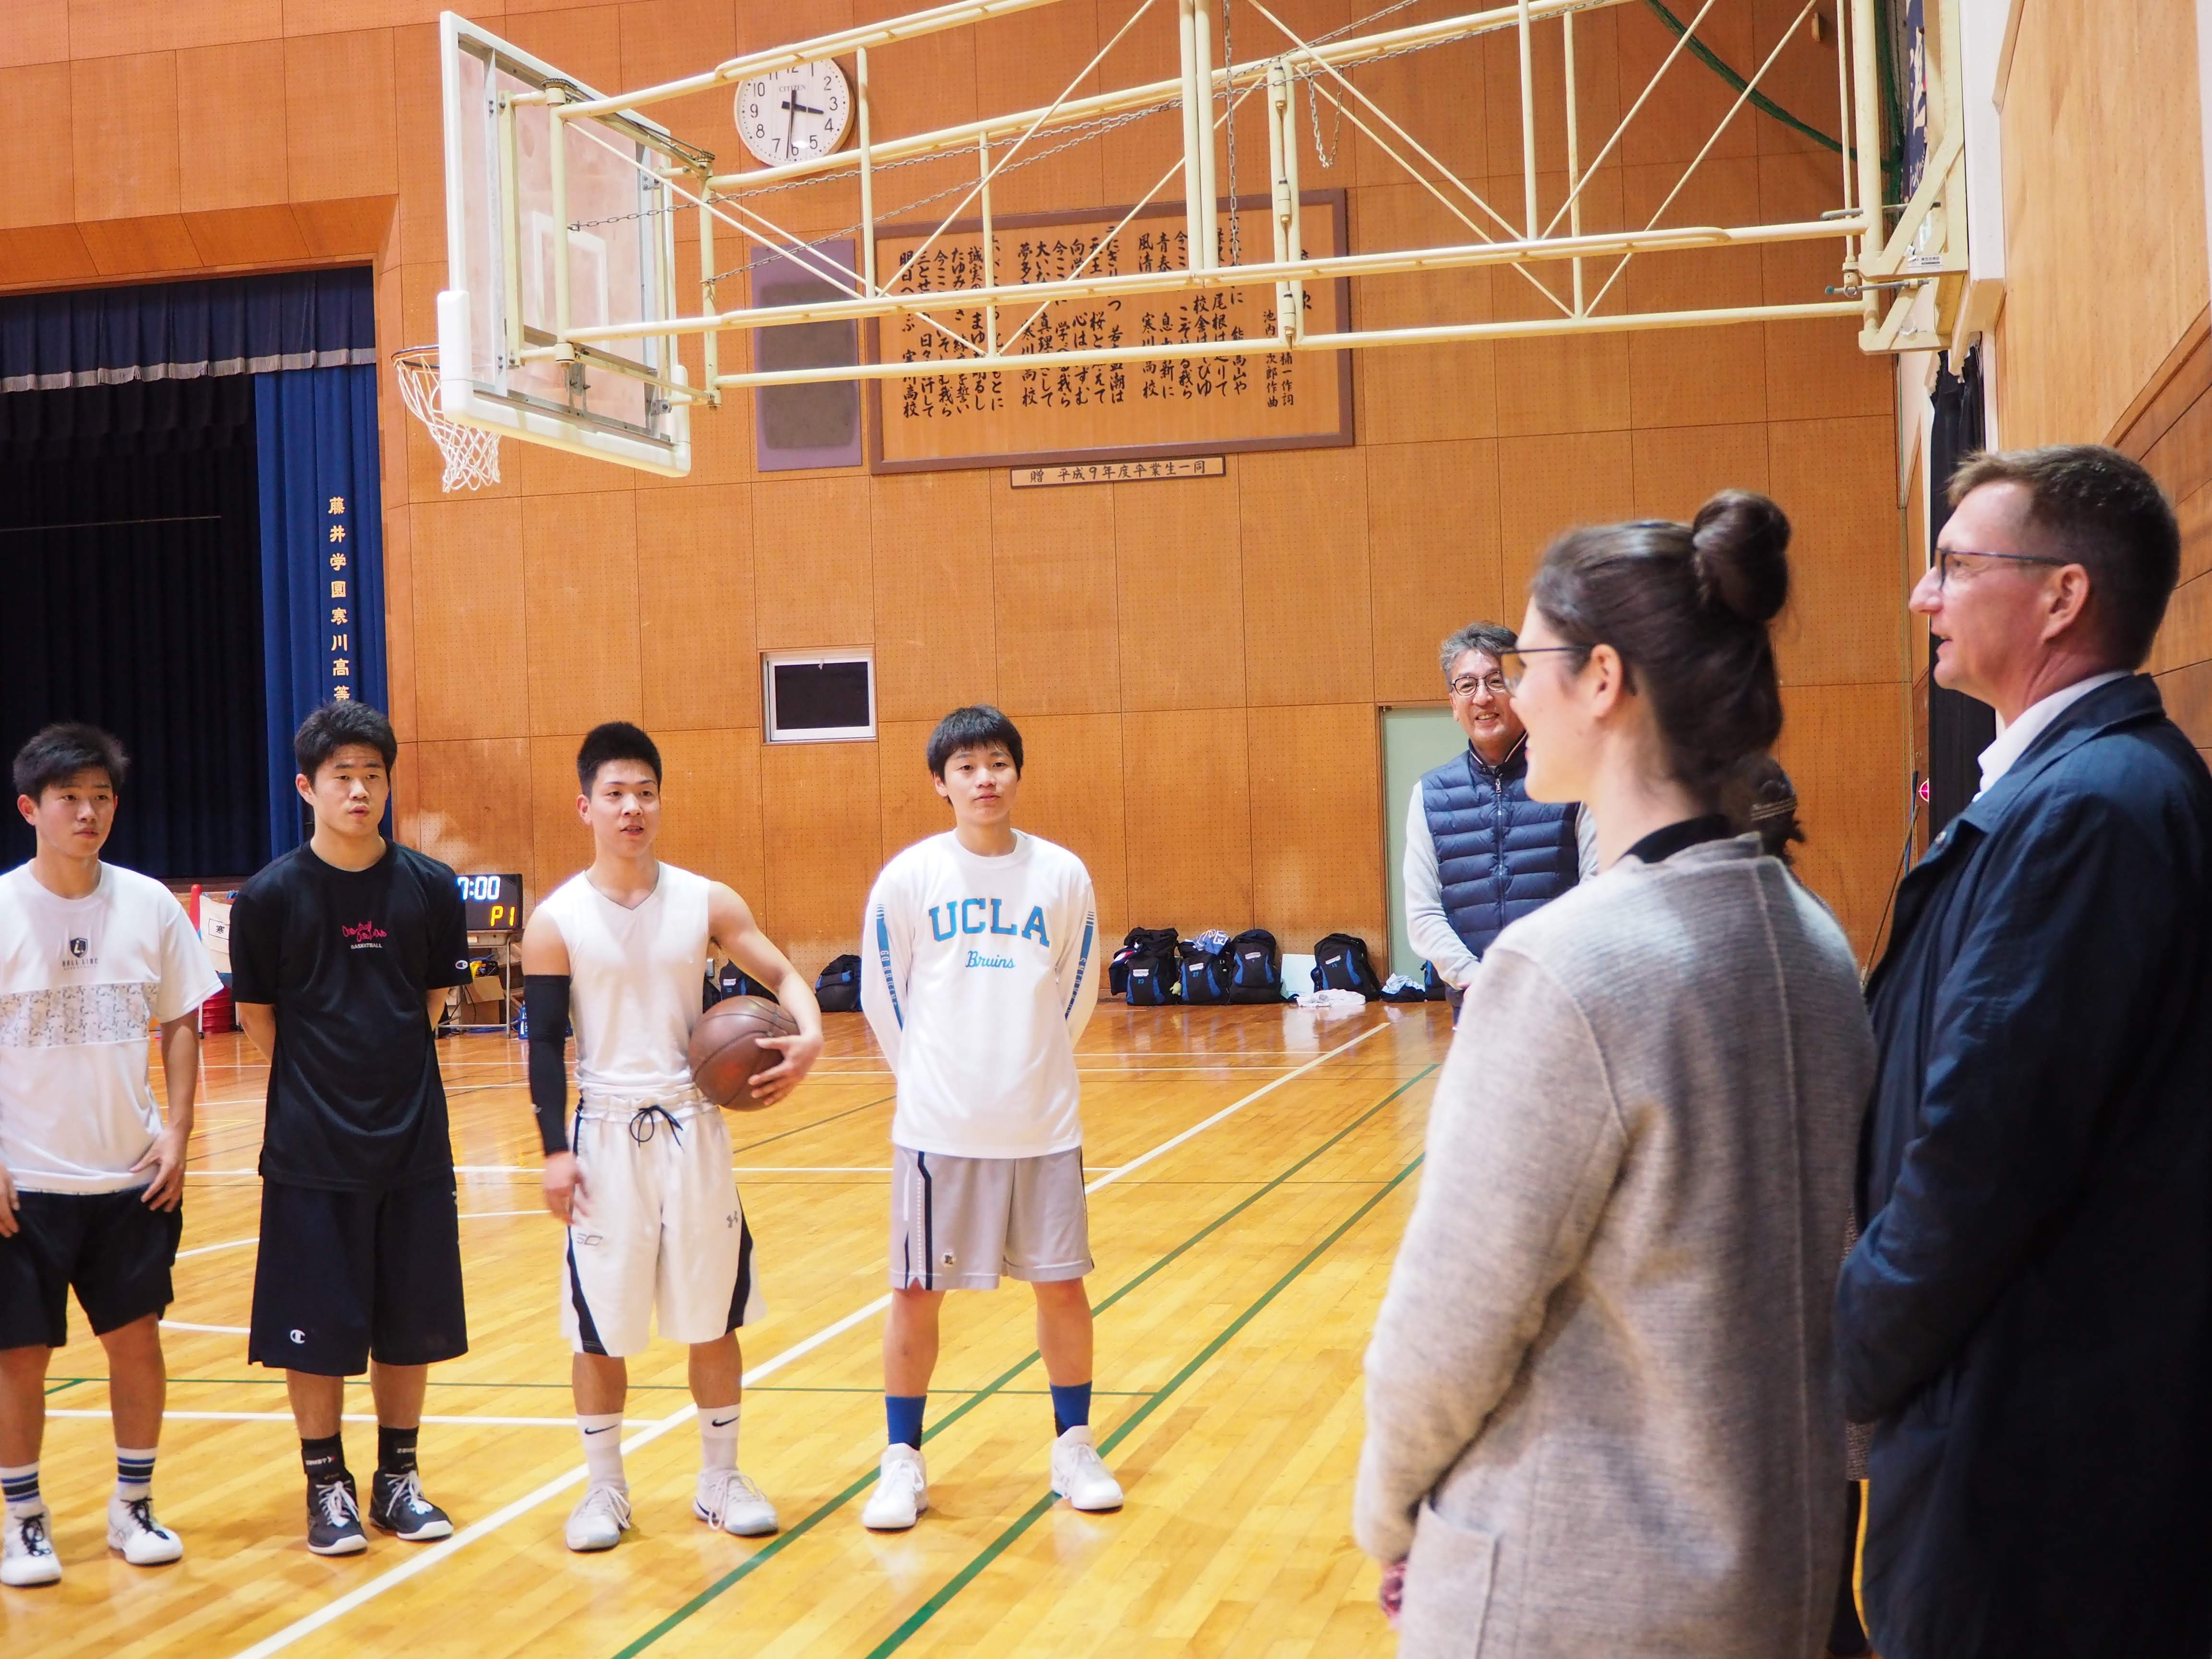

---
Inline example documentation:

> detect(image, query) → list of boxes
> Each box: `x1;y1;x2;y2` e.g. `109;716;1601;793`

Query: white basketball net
393;349;500;493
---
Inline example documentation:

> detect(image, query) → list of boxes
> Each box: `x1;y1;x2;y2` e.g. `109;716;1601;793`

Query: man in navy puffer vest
1403;622;1586;1011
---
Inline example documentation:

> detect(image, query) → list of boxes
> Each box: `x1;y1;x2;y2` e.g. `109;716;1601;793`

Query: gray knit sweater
1355;836;1874;1658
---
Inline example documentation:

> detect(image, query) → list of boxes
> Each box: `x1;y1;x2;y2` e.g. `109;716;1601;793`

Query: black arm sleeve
525;974;572;1155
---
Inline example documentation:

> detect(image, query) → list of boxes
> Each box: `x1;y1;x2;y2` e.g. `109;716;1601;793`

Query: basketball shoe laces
15;1509;51;1554
628;1104;683;1144
118;1496;164;1538
313;1479;359;1529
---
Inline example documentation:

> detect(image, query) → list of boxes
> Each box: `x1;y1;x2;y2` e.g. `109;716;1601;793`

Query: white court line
160;1321;251;1334
49;1410;654;1428
223;1017;1394;1659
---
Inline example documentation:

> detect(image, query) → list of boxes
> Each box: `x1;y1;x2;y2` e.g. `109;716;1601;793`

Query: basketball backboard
438;12;692;475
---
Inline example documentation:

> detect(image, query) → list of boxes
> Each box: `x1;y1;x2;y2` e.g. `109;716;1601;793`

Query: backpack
815;953;862;1013
1422;961;1451;1002
1124;946;1178;1005
1111;927;1179;998
707;963;776;1008
1311;933;1383;1000
1178;936;1234;1004
1224;929;1283;1003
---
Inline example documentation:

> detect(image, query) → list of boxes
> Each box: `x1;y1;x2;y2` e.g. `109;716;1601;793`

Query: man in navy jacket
1837;444;2212;1658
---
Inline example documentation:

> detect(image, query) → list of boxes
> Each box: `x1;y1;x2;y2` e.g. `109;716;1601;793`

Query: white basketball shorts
561;1097;765;1357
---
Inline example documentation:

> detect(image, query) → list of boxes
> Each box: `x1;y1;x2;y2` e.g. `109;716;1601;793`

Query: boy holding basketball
521;722;822;1553
857;705;1117;1530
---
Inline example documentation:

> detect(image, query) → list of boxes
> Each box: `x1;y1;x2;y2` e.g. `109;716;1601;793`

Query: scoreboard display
456;872;524;932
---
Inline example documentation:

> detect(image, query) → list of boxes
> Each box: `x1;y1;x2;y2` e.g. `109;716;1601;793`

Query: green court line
45;1378;85;1396
863;1154;1424;1657
607;1061;1437;1659
729;1093;895;1157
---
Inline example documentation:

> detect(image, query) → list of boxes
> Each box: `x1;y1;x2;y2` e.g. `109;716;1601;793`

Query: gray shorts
889;1146;1093;1291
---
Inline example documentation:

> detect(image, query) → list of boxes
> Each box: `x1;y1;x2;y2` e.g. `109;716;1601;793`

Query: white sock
0;1460;39;1516
116;1444;158;1501
699;1405;740;1474
577;1413;625;1488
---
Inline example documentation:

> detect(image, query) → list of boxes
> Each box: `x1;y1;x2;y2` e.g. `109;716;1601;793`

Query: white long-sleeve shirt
861;830;1100;1158
1404;781;1603;990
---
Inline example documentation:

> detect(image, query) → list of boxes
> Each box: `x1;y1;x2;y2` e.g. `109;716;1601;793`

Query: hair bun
1689;491;1791;624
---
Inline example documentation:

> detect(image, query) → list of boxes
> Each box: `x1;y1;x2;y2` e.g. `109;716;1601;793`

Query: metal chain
1221;0;1240;263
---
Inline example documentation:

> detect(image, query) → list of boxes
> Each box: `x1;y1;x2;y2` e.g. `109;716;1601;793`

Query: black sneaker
307;1474;368;1556
370;1469;453;1542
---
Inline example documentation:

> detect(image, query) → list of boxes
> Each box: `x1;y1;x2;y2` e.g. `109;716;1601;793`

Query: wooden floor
4;1001;1449;1658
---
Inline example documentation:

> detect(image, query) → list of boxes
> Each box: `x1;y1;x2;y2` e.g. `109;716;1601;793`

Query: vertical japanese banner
255;363;387;856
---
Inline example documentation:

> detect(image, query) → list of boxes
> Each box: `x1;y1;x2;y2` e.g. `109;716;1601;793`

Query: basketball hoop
393;347;500;493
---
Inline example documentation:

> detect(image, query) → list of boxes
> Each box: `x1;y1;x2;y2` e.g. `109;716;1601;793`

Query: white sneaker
107;1494;183;1565
2;1503;61;1586
860;1444;928;1531
694;1468;777;1537
1049;1425;1123;1512
564;1481;632;1552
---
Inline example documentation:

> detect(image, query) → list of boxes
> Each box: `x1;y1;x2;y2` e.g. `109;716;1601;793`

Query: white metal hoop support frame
394;346;502;492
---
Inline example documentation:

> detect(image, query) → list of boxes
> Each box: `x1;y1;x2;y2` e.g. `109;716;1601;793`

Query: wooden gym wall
1988;0;2212;776
0;0;1903;973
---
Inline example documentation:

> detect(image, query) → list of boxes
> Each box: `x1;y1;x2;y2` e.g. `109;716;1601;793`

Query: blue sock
0;1461;39;1513
886;1394;926;1450
1050;1382;1092;1437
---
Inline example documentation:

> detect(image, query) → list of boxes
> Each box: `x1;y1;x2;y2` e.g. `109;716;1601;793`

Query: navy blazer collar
1952;673;2166;837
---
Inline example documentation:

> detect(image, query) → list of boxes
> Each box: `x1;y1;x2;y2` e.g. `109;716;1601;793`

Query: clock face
734;60;852;167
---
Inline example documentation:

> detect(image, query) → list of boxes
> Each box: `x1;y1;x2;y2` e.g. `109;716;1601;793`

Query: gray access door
1381;707;1470;981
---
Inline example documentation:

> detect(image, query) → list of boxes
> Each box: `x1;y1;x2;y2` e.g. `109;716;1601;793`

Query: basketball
688;994;800;1109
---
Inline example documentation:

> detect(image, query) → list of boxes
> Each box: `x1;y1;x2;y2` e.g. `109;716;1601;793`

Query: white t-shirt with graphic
0;863;221;1193
861;830;1100;1159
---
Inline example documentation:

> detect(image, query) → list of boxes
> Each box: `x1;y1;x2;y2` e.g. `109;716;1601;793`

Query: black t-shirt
229;842;471;1190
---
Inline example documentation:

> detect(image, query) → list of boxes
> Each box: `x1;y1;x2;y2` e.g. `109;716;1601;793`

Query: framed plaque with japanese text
865;191;1352;474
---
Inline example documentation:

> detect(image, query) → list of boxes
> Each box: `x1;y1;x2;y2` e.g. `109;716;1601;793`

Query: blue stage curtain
254;363;386;858
0;268;374;391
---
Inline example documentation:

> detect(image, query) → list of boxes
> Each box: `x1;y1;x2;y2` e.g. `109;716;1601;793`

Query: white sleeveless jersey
536;862;713;1102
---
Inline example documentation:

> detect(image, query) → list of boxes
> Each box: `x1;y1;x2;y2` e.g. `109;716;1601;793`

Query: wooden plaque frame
864;190;1354;475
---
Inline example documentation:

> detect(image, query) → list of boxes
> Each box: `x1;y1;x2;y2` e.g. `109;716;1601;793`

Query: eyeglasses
1447;673;1508;698
1933;547;2070;589
1496;645;1585;691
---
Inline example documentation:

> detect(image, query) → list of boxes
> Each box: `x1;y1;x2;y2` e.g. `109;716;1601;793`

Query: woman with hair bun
1355;493;1876;1657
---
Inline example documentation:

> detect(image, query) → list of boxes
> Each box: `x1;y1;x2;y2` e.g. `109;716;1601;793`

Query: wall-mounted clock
735;60;853;167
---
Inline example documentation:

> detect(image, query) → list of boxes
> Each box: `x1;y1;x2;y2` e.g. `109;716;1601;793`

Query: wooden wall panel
383;506;417;742
1497;429;1637;601
521;490;644;736
409;496;527;742
759;738;884;978
653;726;768;904
0;66;75;229
1775;680;1908;963
752;476;874;650
283;30;397;203
1248;702;1386;949
66;0;280;57
178;41;289;214
871;470;998;722
1367;439;1504;702
634;484;758;733
1112;471;1245;712
875;719;945;864
1121;709;1252;932
1997;1;2209;446
2;0;67;70
1239;447;1371;704
71;51;181;223
409;737;534;878
1630;421;1769;519
1009;712;1130;943
989;473;1121;716
1767;416;1905;688
528;734;592;907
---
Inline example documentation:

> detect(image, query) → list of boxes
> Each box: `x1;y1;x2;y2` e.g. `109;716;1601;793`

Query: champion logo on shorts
289;1329;307;1345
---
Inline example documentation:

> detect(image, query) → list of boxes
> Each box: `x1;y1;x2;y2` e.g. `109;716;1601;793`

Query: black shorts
248;1178;469;1376
0;1188;182;1350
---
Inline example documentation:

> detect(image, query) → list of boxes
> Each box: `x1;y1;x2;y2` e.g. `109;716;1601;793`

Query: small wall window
763;650;876;743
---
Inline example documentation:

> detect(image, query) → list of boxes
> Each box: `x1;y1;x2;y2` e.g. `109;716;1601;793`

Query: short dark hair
1439;621;1517;679
294;702;397;780
577;721;662;793
1720;754;1804;866
926;705;1023;778
1948;444;2180;666
13;723;129;801
1529;491;1792;801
